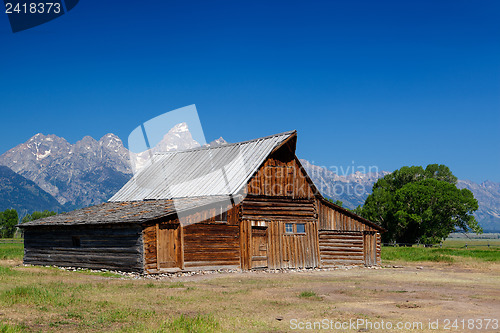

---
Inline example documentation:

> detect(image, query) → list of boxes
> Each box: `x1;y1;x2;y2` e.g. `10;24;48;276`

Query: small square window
285;223;293;233
72;236;81;247
296;224;305;234
214;206;228;223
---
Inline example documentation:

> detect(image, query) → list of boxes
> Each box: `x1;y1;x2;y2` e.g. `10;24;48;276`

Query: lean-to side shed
20;130;385;273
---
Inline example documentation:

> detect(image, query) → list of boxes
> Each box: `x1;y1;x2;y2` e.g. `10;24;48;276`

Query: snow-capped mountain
151;122;201;152
206;137;228;147
0;123;224;210
0;133;132;209
130;122;202;173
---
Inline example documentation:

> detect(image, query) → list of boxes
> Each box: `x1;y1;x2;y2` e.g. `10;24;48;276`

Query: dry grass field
0;240;499;332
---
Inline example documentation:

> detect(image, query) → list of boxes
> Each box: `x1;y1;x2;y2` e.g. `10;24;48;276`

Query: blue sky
0;0;499;182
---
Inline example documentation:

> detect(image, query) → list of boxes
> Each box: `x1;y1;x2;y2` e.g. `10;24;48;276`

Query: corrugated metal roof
109;130;296;202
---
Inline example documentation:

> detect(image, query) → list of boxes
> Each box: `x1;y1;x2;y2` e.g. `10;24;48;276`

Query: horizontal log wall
183;223;240;269
142;205;241;272
242;196;316;221
319;231;364;266
317;199;376;232
179;203;239;226
23;224;143;272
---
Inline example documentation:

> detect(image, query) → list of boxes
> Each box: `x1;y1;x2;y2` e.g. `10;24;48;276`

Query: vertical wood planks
157;223;180;269
317;198;378;233
143;223;158;272
247;150;315;199
376;233;381;265
240;219;251;270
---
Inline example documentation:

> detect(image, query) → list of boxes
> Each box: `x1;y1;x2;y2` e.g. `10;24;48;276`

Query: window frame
296;223;306;234
285;223;307;234
213;205;228;223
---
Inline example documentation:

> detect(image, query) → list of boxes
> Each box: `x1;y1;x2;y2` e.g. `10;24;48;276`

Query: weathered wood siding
241;144;320;270
242;196;316;221
142;204;241;272
319;231;364;266
363;231;377;266
23;224;143;272
143;224;157;272
376;233;381;265
183;204;241;270
247;149;316;199
240;196;319;269
317;199;378;232
317;200;382;266
240;220;319;269
183;223;240;269
179;203;238;226
277;220;319;269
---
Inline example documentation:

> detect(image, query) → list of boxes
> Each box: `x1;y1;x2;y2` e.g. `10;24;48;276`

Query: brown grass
0;259;498;332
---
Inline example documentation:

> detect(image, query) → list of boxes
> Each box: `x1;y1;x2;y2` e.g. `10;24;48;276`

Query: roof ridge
110;129;298;202
154;130;296;155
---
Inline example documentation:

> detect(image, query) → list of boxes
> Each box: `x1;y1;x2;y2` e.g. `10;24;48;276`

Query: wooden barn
20;130;384;273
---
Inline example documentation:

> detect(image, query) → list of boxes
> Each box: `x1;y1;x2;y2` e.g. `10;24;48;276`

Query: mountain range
299;159;390;208
0;133;132;210
0;124;498;231
456;180;500;232
0;165;63;213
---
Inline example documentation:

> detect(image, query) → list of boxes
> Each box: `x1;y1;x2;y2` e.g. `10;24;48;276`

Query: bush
0;210;18;238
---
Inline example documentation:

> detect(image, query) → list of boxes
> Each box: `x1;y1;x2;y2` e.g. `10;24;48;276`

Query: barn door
157;224;180;269
251;226;268;268
363;232;377;266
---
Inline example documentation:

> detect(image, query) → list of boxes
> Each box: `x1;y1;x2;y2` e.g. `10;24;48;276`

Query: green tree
326;198;343;207
0;209;19;238
22;210;57;224
351;205;363;216
360;164;480;244
328;199;344;207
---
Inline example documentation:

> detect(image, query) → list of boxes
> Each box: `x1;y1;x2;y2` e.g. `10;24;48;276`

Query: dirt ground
0;260;499;332
173;262;500;332
281;262;500;332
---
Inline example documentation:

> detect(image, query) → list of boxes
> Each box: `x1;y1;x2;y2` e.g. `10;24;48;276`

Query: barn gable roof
109;130;296;202
19;130;383;231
